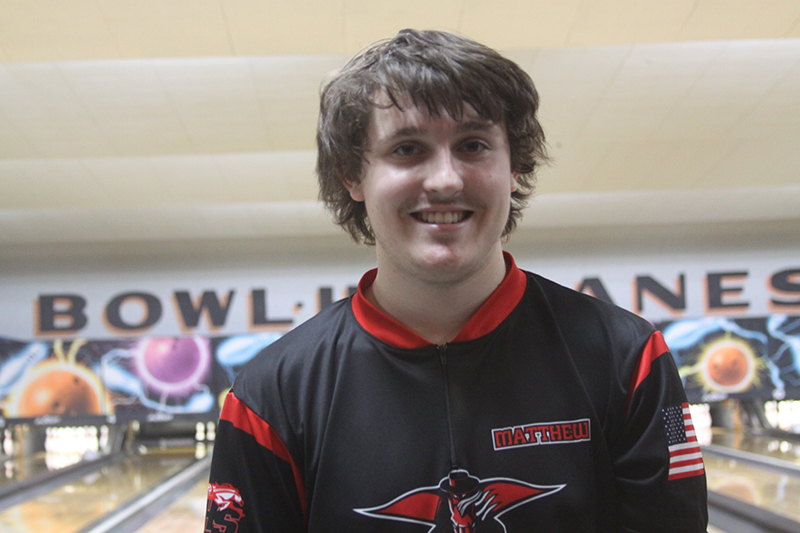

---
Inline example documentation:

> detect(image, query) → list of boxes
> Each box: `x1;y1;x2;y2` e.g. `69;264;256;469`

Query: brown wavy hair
316;29;548;244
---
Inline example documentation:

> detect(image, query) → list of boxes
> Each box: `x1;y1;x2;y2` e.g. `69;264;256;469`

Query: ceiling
1;1;799;266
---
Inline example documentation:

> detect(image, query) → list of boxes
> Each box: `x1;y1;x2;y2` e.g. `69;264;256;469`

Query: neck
367;248;508;345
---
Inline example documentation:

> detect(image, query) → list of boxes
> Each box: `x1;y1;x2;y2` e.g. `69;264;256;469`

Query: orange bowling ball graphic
5;339;109;419
707;345;748;387
16;366;102;417
701;339;755;393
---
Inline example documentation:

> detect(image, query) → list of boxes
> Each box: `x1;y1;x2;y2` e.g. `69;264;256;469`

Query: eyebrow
380;120;498;142
457;120;497;133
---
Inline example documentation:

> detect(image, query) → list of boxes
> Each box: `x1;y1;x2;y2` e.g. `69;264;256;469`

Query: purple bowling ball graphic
134;337;210;396
144;338;199;383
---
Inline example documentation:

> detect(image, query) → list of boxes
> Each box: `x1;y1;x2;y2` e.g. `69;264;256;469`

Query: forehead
366;91;500;143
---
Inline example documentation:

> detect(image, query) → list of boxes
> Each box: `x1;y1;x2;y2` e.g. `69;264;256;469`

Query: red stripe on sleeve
220;392;308;516
623;331;670;419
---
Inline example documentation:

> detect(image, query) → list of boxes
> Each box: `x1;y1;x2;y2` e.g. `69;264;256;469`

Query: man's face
346;95;517;286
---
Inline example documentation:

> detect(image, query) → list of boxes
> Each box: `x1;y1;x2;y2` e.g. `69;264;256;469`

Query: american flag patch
662;403;705;481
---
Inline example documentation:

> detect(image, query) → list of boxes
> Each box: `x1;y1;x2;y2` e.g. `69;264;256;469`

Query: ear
344;178;365;202
510;172;519;193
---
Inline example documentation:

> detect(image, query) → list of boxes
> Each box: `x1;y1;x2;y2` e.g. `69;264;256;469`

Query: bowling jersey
205;254;708;532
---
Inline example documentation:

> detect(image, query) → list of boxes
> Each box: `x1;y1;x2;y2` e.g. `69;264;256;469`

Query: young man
206;29;708;532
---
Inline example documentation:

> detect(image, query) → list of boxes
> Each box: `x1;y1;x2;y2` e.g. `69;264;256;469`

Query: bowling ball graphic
707;345;748;387
143;338;201;384
135;337;210;396
10;362;105;418
702;339;755;393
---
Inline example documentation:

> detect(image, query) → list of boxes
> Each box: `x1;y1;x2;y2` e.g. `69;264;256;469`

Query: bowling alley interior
1;2;799;532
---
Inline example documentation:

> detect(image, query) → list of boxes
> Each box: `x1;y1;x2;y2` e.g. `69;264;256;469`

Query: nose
423;148;463;197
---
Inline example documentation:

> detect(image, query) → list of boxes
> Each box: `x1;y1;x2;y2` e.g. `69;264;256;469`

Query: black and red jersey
205;254;708;532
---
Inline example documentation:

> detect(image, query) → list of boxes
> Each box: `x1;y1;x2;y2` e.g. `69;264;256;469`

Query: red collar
351;252;527;348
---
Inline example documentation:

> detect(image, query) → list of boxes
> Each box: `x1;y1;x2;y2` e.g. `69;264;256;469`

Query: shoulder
231;297;361;409
521;271;657;364
525;272;655;338
518;272;677;435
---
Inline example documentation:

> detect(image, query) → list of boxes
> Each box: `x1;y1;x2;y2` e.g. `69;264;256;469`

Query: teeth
419;212;465;224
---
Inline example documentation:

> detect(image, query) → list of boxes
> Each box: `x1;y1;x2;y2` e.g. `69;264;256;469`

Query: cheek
366;171;416;206
481;171;516;204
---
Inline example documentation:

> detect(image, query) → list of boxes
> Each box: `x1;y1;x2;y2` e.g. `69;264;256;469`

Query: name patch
492;419;591;451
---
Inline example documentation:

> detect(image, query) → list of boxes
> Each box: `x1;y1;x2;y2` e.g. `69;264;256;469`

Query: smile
413;211;471;224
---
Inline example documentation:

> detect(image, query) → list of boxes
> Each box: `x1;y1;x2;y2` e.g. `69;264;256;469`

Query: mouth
412;211;472;224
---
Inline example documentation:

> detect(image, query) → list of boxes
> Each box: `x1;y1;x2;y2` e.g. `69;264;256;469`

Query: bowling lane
134;477;207;533
0;451;60;489
1;425;114;491
0;447;197;533
709;429;800;467
705;452;800;524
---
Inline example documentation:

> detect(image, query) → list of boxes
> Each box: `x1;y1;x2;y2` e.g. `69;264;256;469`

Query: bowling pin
88;426;99;453
99;425;109;452
3;429;12;455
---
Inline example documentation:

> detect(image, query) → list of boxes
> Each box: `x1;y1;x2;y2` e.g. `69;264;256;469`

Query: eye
460;139;489;153
393;143;422;157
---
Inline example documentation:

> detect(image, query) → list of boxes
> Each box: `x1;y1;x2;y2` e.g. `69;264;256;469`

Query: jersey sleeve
613;331;708;532
205;391;307;533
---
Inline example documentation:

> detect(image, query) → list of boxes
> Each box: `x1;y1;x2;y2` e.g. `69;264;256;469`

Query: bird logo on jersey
206;482;245;533
355;469;565;532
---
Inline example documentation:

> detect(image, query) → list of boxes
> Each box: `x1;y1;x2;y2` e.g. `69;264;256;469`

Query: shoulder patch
663;403;705;481
206;482;245;532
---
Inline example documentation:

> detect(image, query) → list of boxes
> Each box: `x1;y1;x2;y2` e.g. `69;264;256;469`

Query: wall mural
0;315;798;426
658;315;800;404
0;333;284;426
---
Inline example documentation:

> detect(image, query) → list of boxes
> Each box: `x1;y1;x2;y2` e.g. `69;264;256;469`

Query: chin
412;247;487;280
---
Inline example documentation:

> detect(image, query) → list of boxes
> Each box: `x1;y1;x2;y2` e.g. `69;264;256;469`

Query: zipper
438;344;459;471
